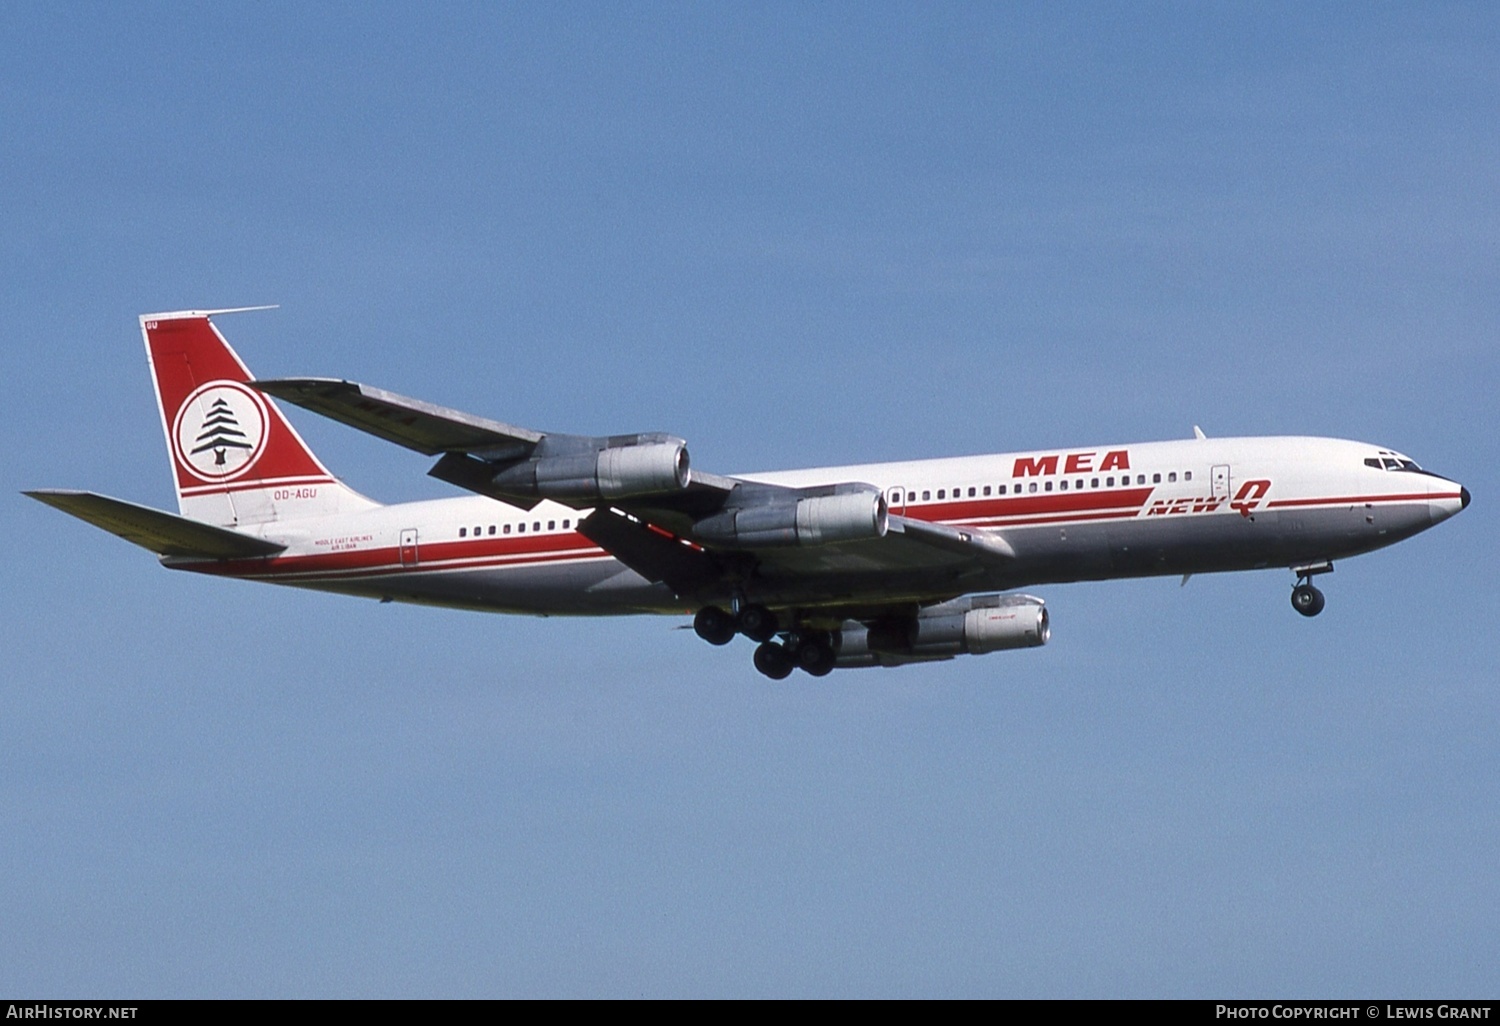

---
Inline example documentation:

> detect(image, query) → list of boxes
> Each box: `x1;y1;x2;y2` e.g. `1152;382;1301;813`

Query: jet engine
692;489;888;548
835;593;1049;667
486;439;691;502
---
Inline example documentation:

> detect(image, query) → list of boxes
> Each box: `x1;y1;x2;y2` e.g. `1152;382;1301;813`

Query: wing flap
888;515;1016;564
24;490;286;560
252;378;543;458
577;508;725;594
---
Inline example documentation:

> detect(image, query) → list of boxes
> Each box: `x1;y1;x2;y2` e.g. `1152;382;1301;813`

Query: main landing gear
694;604;837;678
692;606;736;646
1290;562;1333;617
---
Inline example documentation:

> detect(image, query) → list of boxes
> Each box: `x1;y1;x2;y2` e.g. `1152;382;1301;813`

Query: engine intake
693;490;888;548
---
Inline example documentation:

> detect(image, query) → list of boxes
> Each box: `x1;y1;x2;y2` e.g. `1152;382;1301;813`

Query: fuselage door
1211;465;1231;500
887;486;906;517
399;528;419;567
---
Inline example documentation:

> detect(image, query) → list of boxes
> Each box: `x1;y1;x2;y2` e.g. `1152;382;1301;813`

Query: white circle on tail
172;381;270;482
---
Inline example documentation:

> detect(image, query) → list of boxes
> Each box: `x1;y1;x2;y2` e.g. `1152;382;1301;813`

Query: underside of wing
578;504;1014;612
24;490;287;560
253;378;543;459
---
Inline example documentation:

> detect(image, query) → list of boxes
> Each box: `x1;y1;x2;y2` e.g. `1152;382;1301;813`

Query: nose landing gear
1290;561;1333;617
1291;583;1325;617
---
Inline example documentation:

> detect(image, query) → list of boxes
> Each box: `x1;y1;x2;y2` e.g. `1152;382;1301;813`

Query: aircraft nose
1429;480;1469;524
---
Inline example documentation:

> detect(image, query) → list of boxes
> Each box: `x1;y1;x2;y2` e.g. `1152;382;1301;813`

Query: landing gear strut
1290;562;1333;617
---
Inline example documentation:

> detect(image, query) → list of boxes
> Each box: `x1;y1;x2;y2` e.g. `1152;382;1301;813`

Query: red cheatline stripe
253;549;614;582
323;532;600;572
1268;492;1462;508
186;530;606;575
196;546;612;581
905;486;1153;520
954;508;1141;528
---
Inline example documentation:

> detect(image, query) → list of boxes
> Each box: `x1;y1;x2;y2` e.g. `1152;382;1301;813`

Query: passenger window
1184;471;1192;481
548;520;556;531
1014;484;1022;494
1028;482;1038;493
922;491;930;501
983;486;991;497
1138;475;1146;485
518;523;525;533
1153;473;1161;484
968;487;976;498
459;527;467;538
489;525;497;535
1168;472;1177;483
533;522;540;532
1076;479;1083;490
1091;477;1099;488
1059;480;1068;490
504;524;512;534
563;519;570;529
474;525;482;535
1107;477;1115;487
1044;481;1053;492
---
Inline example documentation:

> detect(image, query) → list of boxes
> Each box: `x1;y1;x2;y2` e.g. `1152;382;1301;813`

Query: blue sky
3;2;1497;997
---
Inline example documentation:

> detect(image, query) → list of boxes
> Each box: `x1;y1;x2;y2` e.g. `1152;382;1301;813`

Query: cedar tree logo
172;381;270;482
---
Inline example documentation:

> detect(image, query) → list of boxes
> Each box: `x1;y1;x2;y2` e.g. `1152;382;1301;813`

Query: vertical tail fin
141;308;380;527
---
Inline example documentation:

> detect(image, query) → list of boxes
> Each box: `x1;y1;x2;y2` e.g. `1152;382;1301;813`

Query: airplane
26;308;1470;679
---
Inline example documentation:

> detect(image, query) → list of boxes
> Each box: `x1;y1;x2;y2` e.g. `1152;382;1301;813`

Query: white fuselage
178;435;1467;616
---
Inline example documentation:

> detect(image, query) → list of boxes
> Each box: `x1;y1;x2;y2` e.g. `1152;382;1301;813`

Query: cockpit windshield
1365;456;1422;471
1362;452;1451;479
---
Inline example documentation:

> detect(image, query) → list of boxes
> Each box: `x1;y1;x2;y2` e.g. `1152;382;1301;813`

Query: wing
254;378;1013;607
253;378;542;459
24;490;286;560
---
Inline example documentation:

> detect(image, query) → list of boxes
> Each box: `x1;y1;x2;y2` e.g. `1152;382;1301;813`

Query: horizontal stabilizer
24;490;286;560
253;378;542;458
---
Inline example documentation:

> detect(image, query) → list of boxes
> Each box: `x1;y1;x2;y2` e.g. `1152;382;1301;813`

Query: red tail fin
141;309;377;526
